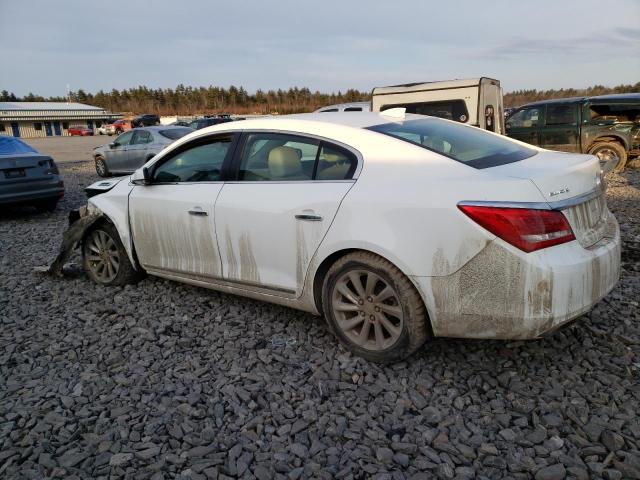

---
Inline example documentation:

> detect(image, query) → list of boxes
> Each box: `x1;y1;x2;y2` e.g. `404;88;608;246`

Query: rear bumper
0;178;65;205
413;214;621;339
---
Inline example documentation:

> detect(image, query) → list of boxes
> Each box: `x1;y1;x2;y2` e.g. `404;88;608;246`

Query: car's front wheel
83;222;143;286
95;156;110;177
322;251;429;363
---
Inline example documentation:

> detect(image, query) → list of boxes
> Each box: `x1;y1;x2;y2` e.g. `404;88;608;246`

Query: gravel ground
1;150;639;479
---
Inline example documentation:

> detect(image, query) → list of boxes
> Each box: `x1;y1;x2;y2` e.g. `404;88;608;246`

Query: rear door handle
188;207;208;216
295;213;322;221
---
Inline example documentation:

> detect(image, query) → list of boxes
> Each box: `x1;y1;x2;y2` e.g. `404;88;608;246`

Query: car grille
562;194;610;248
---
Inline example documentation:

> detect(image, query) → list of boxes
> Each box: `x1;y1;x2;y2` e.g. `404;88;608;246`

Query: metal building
0;102;120;138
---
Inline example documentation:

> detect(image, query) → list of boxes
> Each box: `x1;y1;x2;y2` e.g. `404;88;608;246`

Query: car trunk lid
490;151;609;248
0;154;55;183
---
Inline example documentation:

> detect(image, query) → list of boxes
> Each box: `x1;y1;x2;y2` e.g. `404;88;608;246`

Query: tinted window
238;133;319;181
545;104;577;126
316;144;357;180
506;107;541;128
367;118;536;169
153;136;233;183
382;100;469;123
343;107;362;112
115;131;134;146
159;128;193;140
319;108;339;112
132;130;152;144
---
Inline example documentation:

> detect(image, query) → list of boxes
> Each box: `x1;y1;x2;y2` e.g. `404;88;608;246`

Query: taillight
458;205;575;253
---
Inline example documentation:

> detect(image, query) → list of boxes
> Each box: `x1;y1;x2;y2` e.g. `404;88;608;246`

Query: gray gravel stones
0;160;639;479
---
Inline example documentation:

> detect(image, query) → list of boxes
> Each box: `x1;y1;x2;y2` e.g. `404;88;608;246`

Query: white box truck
371;77;505;134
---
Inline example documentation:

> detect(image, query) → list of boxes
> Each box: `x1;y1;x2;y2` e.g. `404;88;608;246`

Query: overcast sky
1;0;638;97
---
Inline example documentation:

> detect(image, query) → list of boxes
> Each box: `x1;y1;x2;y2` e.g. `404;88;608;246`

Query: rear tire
589;141;627;173
83;222;144;286
95;156;110;177
322;251;429;363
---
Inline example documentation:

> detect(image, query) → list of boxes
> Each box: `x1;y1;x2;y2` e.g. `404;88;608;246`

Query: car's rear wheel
83;222;143;286
322;251;429;363
95;156;110;177
589;141;627;173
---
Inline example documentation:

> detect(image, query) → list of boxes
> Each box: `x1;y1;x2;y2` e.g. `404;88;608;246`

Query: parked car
96;123;112;135
62;112;620;363
506;93;640;172
107;119;132;135
188;116;234;130
372;77;505;134
504;107;517;118
131;114;160;128
68;126;94;136
315;102;371;113
92;126;194;177
0;136;64;211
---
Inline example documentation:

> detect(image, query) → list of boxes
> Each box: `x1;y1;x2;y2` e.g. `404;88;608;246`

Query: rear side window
237;132;357;181
367;118;536;169
545;104;577;126
382;100;469;123
343;107;362;112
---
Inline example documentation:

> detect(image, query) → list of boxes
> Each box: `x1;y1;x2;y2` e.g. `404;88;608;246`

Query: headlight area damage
39;204;103;276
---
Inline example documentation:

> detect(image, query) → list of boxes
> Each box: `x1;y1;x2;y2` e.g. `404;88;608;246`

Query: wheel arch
587;134;629;151
309;246;434;335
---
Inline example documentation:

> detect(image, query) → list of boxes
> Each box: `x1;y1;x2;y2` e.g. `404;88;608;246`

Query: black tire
588;141;627;173
322;251;429;363
34;197;59;212
83;222;144;286
95;156;110;177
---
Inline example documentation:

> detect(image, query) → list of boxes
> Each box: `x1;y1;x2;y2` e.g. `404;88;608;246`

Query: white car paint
84;112;620;340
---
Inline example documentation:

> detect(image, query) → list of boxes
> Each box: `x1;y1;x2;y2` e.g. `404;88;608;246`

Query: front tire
589;141;627;173
95;156;110;177
322;251;429;363
83;222;143;286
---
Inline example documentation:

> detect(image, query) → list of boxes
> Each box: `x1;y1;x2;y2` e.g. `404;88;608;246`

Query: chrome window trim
458;187;603;211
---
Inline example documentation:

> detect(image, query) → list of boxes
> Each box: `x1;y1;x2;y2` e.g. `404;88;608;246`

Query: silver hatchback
92;126;194;177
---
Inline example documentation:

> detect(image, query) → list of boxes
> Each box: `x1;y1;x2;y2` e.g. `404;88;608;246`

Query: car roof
520;92;640;108
132;126;193;132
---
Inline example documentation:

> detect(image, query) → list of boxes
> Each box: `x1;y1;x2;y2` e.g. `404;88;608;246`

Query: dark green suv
506;93;640;172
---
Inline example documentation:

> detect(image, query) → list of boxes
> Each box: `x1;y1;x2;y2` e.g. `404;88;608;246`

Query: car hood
85;176;129;197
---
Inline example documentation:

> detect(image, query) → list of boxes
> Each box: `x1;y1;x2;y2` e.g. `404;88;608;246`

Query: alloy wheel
85;229;120;282
595;148;620;173
96;158;106;176
331;269;404;351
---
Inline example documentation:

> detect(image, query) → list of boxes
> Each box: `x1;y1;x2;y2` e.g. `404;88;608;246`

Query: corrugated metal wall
0;118;112;138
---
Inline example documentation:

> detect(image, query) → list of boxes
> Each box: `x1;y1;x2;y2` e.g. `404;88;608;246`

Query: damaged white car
50;111;621;362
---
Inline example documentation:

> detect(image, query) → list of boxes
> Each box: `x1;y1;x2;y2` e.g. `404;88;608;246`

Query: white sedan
64;111;620;362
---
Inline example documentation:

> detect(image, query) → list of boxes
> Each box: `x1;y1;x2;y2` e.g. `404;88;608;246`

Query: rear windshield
0;136;38;155
382;100;469;123
366;117;536;169
159;128;193;140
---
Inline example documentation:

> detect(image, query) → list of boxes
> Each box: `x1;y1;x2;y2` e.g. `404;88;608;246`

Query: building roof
0;102;104;111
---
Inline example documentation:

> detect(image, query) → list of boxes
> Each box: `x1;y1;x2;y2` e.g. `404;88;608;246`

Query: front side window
152;136;233;183
115;131;134;146
507;107;541;128
382;100;469;123
132;130;152;144
367;117;536;169
545;104;577;126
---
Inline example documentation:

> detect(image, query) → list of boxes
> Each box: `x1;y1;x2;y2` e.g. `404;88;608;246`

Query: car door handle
188;207;208;216
295;213;322;221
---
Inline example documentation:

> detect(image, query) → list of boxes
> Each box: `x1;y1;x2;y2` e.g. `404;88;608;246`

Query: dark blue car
0;137;64;211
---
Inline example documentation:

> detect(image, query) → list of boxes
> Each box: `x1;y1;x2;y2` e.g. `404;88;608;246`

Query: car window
238;133;319;181
132;130;153;145
316;144;358;180
152;136;233;183
319;108;339;112
367;117;536;169
343;107;362;112
382;100;469;123
545;104;577;126
506;107;541;128
115;131;134;146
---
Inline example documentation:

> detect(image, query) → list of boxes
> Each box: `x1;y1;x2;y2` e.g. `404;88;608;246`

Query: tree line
1;82;638;114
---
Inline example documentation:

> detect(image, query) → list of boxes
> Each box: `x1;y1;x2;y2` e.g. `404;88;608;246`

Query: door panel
539;103;580;152
129;184;223;276
215;182;353;295
125;130;153;172
107;131;134;171
505;106;542;146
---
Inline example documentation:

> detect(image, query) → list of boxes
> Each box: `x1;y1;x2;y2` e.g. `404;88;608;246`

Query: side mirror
131;167;151;185
109;142;119;149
